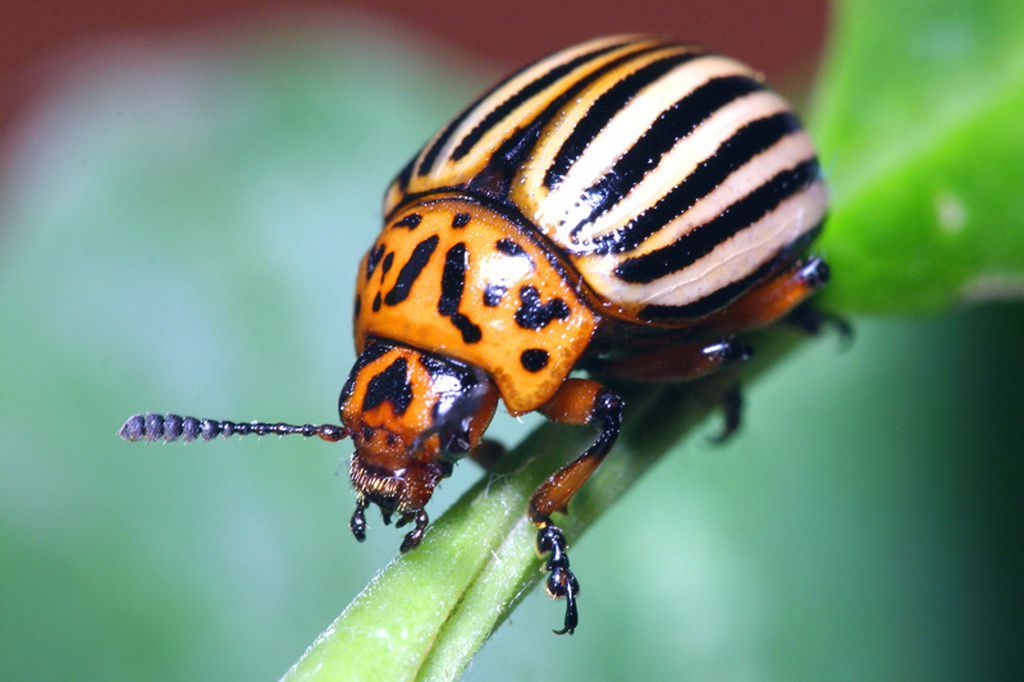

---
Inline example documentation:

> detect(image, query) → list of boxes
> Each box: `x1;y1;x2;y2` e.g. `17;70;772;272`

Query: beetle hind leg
705;254;850;344
703;255;838;334
709;383;744;443
785;302;853;345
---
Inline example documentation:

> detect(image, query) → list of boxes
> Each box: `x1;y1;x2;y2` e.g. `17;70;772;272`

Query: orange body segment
354;195;598;413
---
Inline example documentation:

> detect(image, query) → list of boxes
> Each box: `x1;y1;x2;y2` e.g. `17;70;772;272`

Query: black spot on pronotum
482;284;507;307
515;286;570;330
438;243;467;317
372;292;382;312
520;348;549;372
381;252;395;278
385;235;439;305
394;213;422;229
365;243;385;281
439;242;483;344
452;317;482;343
452;212;471;228
362;357;414;415
495;238;529;259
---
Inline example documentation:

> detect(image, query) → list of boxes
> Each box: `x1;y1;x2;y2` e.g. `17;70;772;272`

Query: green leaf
812;0;1024;312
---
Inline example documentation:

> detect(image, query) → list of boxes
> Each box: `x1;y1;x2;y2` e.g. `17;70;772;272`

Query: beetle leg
529;379;623;635
350;495;368;542
468;438;506;470
703;255;832;334
399;509;429;553
537;524;580;635
593;338;752;384
707;383;744;443
785;302;854;346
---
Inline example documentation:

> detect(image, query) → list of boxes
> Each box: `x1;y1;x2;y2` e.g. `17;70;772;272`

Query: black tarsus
399;510;429;553
118;413;349;443
537;524;580;635
786;301;854;349
350;496;368;542
709;383;744;443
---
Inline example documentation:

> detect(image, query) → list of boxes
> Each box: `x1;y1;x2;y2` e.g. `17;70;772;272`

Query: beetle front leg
350;495;368;542
529;379;623;635
398;509;429;553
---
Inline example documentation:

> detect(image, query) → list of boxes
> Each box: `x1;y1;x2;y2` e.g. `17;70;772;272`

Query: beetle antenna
118;413;349;443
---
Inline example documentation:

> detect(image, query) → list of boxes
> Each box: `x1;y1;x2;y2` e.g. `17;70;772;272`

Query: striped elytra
382;35;826;324
121;36;833;636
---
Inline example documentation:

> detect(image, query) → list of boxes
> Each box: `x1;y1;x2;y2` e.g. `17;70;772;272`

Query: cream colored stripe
404;39;626;195
580;90;793;247
511;45;692;215
537;55;756;240
629;129;818;256
578;179;827;307
413;36;643;189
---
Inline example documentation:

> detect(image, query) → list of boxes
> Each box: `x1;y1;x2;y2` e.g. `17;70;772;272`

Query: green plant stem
283;333;797;681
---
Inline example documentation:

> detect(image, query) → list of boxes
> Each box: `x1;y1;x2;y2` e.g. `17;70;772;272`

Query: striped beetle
121;35;835;634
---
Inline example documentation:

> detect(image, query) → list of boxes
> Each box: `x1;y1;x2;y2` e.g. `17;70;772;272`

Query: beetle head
117;337;498;546
338;339;498;518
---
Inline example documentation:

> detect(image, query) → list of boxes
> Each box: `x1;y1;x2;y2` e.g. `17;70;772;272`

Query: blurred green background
1;6;1022;682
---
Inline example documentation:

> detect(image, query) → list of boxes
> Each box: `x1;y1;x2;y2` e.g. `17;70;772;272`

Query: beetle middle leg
592;339;751;442
468;438;506;470
529;378;623;635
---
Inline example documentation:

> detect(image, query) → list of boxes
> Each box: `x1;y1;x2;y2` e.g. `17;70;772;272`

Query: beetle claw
399;509;429;553
536;523;580;635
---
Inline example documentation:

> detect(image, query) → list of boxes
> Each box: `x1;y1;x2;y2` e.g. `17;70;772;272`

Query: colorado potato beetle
121;35;835;634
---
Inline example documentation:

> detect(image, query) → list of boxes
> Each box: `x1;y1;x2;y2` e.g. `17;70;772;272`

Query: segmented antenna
118;413;349;443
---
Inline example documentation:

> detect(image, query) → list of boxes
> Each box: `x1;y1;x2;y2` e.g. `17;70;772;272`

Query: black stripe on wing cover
587;111;804;255
543;49;704;189
448;41;634;163
614;158;821;283
569;74;764;237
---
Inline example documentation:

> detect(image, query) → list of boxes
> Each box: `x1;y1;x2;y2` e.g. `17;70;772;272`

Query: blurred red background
1;1;827;138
